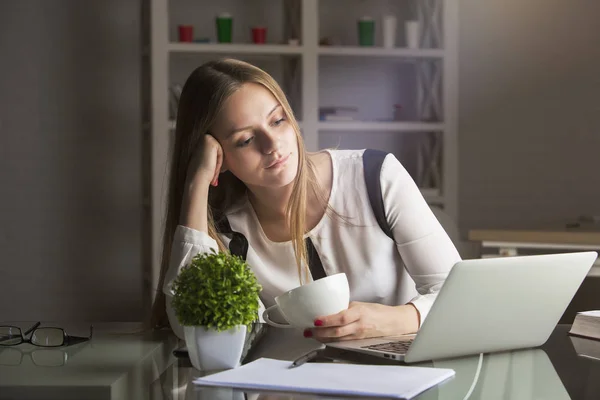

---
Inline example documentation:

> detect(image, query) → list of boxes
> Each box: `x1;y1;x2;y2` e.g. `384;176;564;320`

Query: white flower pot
184;325;247;371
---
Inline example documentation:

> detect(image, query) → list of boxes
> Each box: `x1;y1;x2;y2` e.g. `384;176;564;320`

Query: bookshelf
145;0;458;317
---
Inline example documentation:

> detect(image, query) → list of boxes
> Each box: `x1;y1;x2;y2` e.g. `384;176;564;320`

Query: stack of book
569;310;600;360
319;106;358;121
569;310;600;340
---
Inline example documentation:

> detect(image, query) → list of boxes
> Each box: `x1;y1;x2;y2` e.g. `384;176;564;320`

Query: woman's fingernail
214;177;218;186
303;329;313;338
314;319;323;327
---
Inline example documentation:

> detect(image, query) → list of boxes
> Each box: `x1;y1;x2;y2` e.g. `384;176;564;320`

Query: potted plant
171;250;262;371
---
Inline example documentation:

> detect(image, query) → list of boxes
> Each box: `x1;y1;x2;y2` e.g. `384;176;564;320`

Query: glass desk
1;324;599;399
0;322;179;400
153;325;600;400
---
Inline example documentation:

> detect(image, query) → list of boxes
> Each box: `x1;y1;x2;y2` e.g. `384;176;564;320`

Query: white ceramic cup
382;15;397;48
405;20;420;49
262;273;350;329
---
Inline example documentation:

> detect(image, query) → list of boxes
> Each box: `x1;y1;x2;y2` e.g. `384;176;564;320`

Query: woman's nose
259;129;280;154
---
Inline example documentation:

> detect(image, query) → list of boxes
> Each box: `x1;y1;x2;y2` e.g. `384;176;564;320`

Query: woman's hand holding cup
262;273;350;330
305;301;420;341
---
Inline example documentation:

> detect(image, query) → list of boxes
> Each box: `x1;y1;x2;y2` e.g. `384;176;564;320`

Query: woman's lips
266;153;291;169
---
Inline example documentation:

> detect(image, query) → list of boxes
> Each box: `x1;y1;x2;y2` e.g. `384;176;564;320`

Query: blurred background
0;0;598;324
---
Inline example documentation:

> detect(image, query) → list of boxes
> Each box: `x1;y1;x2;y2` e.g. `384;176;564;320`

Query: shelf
169;120;304;130
169;43;304;55
318;121;444;132
167;44;443;58
318;46;444;58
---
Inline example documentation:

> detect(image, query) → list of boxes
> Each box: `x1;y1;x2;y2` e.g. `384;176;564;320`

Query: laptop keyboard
361;339;414;354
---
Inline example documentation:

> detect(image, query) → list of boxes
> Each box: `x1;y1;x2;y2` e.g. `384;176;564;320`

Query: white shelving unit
318;46;444;58
318;121;445;131
169;43;305;55
146;0;458;312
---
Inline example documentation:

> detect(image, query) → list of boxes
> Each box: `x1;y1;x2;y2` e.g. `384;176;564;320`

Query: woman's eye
237;137;254;148
272;117;286;126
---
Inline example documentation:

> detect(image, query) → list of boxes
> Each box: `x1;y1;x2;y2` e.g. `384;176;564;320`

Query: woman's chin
235;154;299;189
257;162;298;188
266;168;298;188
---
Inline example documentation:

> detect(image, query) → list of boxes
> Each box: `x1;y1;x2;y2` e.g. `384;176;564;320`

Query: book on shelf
565;215;600;231
319;106;358;121
319;106;358;113
323;114;355;121
569;310;600;341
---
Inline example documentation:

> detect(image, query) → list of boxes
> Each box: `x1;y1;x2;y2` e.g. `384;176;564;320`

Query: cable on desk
463;352;484;400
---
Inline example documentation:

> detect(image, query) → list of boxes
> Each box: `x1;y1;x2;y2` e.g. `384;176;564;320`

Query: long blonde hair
151;59;321;329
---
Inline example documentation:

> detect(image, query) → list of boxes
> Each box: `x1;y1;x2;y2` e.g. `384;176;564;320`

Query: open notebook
194;358;455;399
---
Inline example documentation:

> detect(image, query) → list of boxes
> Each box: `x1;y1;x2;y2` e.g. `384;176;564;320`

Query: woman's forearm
180;181;210;233
395;304;420;334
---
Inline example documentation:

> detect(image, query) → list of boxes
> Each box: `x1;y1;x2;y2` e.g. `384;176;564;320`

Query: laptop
327;251;598;363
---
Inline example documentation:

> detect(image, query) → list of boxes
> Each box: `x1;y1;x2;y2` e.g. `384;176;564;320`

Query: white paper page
579;310;600;318
194;358;455;399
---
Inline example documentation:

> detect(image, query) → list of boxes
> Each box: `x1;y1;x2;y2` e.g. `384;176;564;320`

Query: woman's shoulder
326;148;402;173
326;148;365;162
323;149;364;174
326;148;400;164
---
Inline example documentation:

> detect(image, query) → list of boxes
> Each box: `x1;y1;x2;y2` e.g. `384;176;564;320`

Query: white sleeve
162;225;219;339
162;224;266;339
380;154;462;325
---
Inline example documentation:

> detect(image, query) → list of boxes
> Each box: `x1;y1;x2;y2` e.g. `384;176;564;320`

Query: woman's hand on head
179;134;224;231
304;301;420;342
186;134;224;189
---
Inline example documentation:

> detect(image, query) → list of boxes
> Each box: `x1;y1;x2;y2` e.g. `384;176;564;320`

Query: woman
151;59;461;342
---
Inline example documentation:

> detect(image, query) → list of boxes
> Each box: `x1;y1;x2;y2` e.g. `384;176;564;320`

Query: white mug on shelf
262;273;350;329
382;15;397;48
405;20;420;49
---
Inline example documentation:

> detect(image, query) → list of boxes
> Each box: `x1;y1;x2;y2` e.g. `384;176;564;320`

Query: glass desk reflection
0;322;179;400
156;349;568;400
1;324;599;400
0;341;88;367
153;325;600;400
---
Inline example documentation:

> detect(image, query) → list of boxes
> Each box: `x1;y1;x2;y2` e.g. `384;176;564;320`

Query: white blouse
163;149;462;339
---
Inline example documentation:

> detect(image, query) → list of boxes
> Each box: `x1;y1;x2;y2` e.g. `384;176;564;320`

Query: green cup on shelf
358;16;375;46
216;12;233;43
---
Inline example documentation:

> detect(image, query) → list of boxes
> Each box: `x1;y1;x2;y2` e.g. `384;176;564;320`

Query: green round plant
171;250;262;331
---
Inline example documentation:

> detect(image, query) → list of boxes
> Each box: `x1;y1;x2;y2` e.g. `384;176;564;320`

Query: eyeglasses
0;322;93;347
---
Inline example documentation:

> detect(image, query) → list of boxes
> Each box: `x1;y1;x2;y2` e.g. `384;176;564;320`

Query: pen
289;349;321;368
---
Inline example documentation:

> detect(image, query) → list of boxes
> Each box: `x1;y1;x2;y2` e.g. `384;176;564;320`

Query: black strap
306;237;327;280
215;148;392;279
215;215;249;261
362;149;394;240
215;215;327;280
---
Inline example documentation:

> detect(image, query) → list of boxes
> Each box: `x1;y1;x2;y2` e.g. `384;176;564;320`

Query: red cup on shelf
252;27;267;44
178;25;193;42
